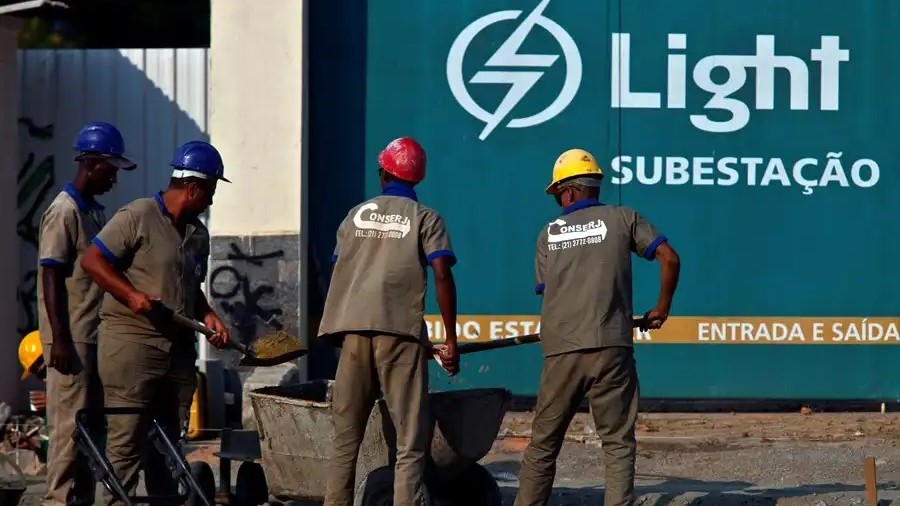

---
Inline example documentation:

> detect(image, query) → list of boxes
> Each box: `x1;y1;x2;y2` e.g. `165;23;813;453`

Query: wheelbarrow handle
169;312;250;355
453;316;652;355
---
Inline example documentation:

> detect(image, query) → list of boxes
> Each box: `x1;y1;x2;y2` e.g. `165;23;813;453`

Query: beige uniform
91;193;210;505
318;182;455;506
514;200;666;506
37;184;107;506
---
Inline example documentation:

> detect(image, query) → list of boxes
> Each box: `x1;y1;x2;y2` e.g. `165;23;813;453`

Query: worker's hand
644;306;670;330
126;290;157;315
48;338;76;375
203;311;230;348
431;342;459;376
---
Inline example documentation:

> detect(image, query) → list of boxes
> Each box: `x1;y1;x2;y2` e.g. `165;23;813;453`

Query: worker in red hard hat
318;136;460;506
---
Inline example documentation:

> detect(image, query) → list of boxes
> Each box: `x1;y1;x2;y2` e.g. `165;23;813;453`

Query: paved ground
9;411;900;505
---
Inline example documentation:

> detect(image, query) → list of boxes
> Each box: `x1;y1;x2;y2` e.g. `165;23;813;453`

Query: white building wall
209;0;308;428
209;0;305;235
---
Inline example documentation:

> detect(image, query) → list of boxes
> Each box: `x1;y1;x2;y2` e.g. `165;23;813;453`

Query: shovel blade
237;330;307;367
238;348;308;367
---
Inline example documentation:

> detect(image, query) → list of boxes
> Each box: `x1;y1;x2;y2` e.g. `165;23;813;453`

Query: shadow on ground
486;461;885;505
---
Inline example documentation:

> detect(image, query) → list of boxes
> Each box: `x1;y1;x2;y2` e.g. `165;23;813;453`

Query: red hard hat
378;137;426;184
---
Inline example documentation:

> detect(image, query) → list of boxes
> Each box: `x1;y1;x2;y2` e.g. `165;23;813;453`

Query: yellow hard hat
18;330;42;380
546;148;603;194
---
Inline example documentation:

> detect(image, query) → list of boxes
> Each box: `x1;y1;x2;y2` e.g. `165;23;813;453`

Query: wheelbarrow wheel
235;461;269;506
442;464;501;506
353;466;432;506
187;461;216;506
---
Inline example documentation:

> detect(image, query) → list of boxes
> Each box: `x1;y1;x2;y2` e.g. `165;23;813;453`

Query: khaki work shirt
36;184;107;344
535;199;666;356
318;182;456;341
92;192;210;351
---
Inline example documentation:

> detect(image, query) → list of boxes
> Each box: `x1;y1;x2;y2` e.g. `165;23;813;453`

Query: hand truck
73;407;214;506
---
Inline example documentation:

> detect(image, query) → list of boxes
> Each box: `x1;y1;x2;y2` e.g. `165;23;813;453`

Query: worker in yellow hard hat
19;331;48;414
19;330;47;381
514;149;682;506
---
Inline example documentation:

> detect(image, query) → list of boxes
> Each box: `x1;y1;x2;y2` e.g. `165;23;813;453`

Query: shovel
454;315;652;355
166;311;307;367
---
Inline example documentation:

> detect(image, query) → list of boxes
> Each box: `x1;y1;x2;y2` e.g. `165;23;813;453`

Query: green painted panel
355;0;900;398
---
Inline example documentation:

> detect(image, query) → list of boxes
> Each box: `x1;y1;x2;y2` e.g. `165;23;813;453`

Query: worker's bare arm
195;285;215;318
41;265;74;372
646;241;680;328
431;255;459;373
81;245;153;314
195;286;230;347
42;266;69;341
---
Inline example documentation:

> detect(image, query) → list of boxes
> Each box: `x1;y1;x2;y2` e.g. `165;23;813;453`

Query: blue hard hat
170;141;230;183
73;121;136;170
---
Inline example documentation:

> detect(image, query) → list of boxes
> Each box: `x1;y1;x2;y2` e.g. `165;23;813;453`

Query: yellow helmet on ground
546;148;604;194
19;330;42;380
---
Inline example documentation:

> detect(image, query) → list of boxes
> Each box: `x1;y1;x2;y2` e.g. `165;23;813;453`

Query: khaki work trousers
42;342;103;506
98;337;197;506
324;333;430;506
514;347;640;506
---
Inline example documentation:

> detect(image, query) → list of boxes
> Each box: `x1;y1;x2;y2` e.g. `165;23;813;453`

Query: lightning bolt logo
470;0;558;140
447;0;582;141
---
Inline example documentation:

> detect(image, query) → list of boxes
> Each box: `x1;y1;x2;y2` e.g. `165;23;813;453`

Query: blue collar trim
64;183;104;212
561;198;602;216
155;191;174;219
155;191;204;227
381;181;418;201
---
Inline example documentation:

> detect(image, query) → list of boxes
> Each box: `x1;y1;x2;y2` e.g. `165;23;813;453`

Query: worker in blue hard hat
38;121;135;506
81;140;231;504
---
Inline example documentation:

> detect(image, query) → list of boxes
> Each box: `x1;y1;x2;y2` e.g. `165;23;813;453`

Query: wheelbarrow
249;381;511;505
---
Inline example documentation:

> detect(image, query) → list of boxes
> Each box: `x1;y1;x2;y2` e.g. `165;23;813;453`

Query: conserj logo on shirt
352;202;411;239
547;218;607;244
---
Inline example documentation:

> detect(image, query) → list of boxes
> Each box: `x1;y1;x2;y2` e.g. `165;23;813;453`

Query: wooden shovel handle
454;316;651;355
169;312;249;354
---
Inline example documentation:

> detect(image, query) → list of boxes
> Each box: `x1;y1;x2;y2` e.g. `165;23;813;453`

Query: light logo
446;0;582;141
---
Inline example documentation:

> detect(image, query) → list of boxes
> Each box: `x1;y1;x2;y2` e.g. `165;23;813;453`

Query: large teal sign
356;0;900;399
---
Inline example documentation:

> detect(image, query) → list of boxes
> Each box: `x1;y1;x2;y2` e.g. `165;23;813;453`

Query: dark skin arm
195;285;230;347
195;286;214;318
645;241;681;329
41;265;75;374
431;256;459;375
81;245;154;314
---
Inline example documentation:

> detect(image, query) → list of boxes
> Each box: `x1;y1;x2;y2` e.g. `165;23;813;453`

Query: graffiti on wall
210;242;285;343
17;118;55;335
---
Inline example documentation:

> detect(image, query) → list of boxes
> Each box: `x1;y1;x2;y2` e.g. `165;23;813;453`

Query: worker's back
318;182;454;341
535;202;663;355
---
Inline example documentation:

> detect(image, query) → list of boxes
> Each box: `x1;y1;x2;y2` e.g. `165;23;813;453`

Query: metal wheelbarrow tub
249;380;392;501
428;388;510;482
249;381;511;504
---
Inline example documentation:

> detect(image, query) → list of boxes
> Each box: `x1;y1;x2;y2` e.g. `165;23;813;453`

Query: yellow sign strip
424;316;900;344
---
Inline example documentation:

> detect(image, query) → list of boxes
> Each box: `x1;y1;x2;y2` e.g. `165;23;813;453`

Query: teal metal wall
310;0;900;399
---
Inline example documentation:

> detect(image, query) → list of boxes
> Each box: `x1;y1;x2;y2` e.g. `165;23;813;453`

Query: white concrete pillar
0;16;23;410
208;0;308;429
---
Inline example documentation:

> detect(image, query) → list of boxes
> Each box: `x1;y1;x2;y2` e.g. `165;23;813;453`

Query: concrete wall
209;0;308;428
0;16;22;409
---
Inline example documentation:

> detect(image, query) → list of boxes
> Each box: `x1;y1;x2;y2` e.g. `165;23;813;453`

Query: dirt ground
10;411;900;505
484;411;900;505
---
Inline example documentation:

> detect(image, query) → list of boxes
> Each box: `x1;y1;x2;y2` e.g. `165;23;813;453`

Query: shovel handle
453;316;652;355
169;312;249;354
456;334;540;355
